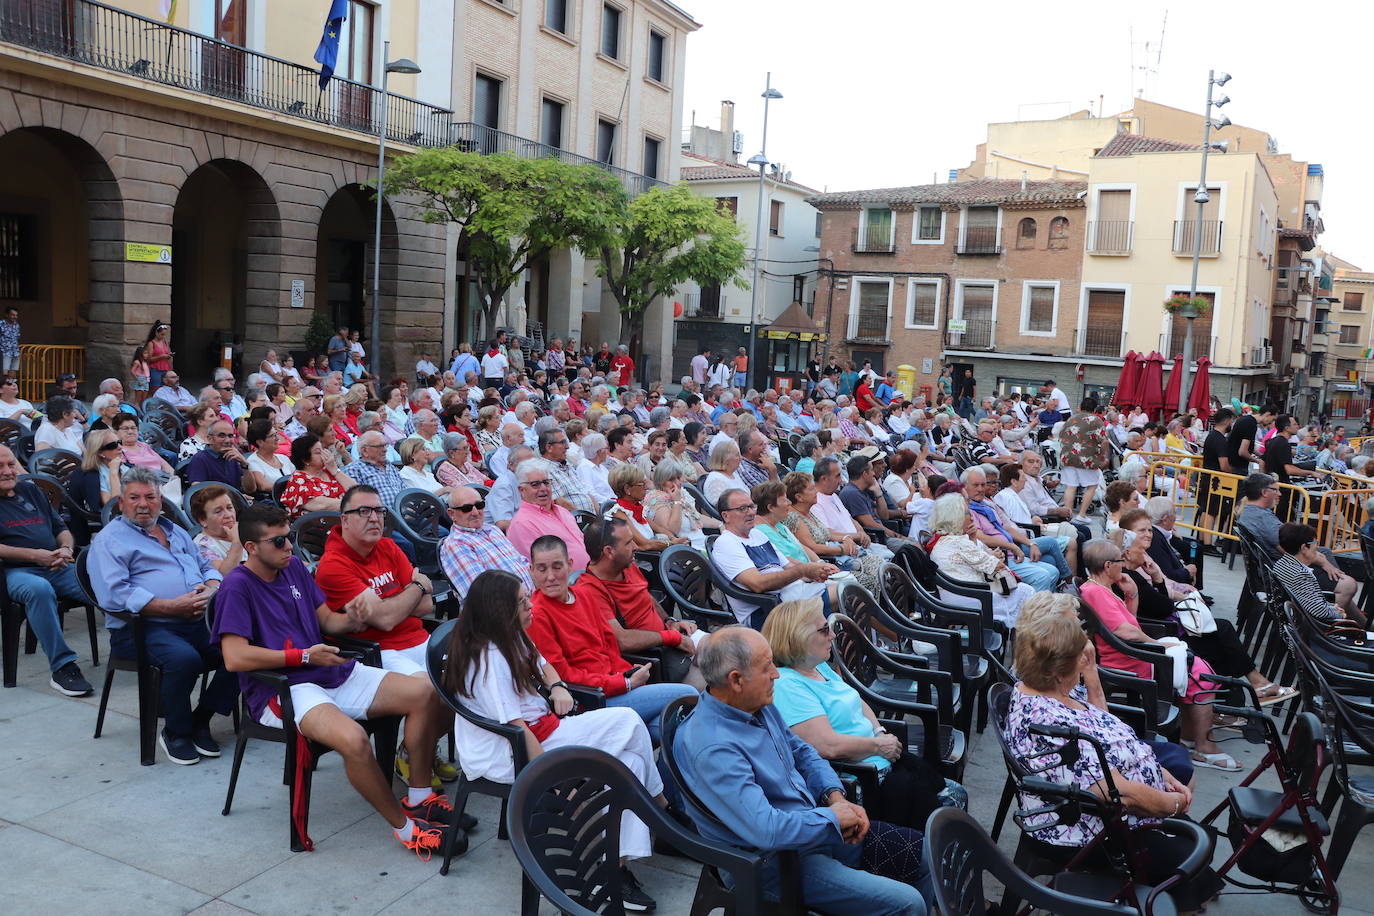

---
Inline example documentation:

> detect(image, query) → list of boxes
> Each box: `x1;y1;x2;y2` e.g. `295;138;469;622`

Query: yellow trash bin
896;364;917;401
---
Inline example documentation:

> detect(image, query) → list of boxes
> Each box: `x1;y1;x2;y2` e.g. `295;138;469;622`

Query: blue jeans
605;681;698;744
1030;536;1071;579
733;371;748;388
761;824;930;916
6;564;88;672
109;617;238;738
1006;555;1060;591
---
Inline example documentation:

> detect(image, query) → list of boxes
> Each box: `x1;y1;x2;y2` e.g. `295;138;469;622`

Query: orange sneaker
398;818;447;861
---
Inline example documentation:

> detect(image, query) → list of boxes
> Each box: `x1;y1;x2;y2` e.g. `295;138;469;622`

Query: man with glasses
89;467;238;764
960;466;1063;591
213;502;453;857
96;378;139;418
439;484;532;601
314;485;469;798
711;487;840;628
536;427;595;512
710;411;741;454
152;370;198;415
212;368;246;419
186;419;259;494
1238;472;1357;613
506;460;590;569
343;430;406;509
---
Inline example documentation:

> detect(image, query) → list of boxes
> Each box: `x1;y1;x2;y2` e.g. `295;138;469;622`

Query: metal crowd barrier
19;344;84;404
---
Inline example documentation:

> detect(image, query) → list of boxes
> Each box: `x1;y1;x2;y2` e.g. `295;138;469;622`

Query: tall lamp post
747;73;783;392
371;41;421;386
1180;69;1231;413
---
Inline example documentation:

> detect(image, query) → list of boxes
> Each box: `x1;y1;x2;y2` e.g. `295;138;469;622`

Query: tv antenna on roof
1130;12;1168;100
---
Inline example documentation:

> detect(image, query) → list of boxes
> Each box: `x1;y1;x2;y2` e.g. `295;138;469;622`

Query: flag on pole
314;0;349;90
1362;347;1374;359
158;0;177;23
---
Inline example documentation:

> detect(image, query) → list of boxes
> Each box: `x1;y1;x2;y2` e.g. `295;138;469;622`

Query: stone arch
171;158;281;384
0;124;124;389
312;183;398;371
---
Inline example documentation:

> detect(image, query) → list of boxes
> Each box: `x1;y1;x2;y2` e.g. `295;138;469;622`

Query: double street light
1179;69;1231;413
747;74;783;392
371;41;421;385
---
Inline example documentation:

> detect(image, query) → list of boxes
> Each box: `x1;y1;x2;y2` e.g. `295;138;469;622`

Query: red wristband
284;648;304;667
660;628;683;648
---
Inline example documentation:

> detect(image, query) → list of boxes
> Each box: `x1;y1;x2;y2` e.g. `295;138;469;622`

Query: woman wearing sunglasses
74;429;125;508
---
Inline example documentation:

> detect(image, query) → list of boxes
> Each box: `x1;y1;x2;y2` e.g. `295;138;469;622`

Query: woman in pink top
1079;538;1240;772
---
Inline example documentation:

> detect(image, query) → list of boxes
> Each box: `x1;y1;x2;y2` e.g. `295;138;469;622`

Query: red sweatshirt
528;588;630;696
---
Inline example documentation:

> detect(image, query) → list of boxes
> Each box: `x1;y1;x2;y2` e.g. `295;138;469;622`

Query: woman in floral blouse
1006;594;1222;910
280;434;356;520
1056;396;1110;523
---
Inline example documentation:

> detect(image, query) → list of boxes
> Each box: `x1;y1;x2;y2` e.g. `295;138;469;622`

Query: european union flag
313;0;349;90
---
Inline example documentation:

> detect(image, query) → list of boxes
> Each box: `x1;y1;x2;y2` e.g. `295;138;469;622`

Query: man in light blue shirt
673;627;930;915
88;467;238;765
486;445;533;529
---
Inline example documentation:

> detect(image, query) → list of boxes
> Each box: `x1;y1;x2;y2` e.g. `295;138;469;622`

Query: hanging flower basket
1163;294;1213;317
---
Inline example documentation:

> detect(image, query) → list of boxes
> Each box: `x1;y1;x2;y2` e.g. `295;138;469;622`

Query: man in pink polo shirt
505;459;591;570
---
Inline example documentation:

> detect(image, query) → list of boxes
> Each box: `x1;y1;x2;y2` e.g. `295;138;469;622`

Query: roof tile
806;177;1086;209
1095;133;1201;157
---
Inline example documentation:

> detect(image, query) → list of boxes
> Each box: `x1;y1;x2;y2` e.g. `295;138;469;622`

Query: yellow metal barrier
19;345;85;405
1143;460;1247;542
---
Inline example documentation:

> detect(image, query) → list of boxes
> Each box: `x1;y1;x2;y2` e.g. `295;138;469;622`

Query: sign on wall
125;243;171;263
290;279;305;308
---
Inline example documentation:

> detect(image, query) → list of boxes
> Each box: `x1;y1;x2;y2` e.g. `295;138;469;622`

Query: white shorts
1059;466;1103;488
380;641;428;678
258;663;390;727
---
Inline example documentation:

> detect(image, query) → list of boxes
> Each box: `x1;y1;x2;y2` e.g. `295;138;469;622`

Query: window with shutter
1024;285;1055;333
907;280;939;328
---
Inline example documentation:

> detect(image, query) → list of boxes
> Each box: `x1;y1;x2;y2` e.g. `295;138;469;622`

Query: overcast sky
679;0;1372;269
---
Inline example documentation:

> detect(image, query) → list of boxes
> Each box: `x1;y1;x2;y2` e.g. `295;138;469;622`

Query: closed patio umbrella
1187;357;1214;421
1161;353;1185;417
1111;350;1139;408
1137;351;1166;421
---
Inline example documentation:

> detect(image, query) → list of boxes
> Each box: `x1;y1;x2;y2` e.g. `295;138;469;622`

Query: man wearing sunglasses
438;484;532;601
214;503;453;858
212;368;247;420
314;485;467;798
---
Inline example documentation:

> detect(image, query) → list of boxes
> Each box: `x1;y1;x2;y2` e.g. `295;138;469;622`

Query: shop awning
758;301;828;341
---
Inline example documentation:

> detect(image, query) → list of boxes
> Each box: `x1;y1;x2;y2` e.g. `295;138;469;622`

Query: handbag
1323;620;1368;647
1174;592;1217;636
987;567;1019;597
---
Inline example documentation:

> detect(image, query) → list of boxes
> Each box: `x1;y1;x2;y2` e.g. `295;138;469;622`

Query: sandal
1255;684;1299;706
1190;751;1243;772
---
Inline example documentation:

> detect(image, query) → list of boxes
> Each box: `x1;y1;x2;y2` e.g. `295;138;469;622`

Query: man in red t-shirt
315;484;473;816
610;344;635;389
574;517;705;688
526;534;695;742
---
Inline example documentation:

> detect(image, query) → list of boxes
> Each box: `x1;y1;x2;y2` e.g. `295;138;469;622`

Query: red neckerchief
488;347;499;357
616;497;647;524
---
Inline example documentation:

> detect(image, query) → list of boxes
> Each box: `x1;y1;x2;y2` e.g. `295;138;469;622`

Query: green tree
381;150;625;341
597;183;747;348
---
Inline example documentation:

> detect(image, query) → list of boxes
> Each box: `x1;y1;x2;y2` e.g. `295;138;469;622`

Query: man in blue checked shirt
673;627;931;915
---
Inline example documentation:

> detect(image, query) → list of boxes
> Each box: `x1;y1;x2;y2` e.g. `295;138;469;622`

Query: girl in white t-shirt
442;570;666;872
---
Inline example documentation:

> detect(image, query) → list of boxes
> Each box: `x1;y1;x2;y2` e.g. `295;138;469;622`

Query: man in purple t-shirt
213;503;454;858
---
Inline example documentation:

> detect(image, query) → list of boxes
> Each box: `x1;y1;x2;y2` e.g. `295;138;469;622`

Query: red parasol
1111;350;1139;408
1137;351;1166;421
1187;356;1214;421
1161;353;1185;417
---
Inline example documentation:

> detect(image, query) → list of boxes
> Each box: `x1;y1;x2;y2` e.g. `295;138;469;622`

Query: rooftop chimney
720;101;736;162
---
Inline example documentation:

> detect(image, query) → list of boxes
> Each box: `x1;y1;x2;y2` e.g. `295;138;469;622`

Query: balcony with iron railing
0;0;456;146
852;225;895;254
449;123;667;197
946;317;994;350
956;226;1001;255
1080;326;1125;358
1172;219;1224;256
847;307;891;344
682;289;724;319
1087;220;1133;255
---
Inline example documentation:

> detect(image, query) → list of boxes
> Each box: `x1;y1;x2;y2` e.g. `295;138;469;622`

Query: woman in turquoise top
761;597;967;829
793;432;822;477
751;480;823;566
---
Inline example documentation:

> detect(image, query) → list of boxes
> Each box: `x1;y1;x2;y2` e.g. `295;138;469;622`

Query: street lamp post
747;73;782;392
371;41;421;386
1180;69;1231;413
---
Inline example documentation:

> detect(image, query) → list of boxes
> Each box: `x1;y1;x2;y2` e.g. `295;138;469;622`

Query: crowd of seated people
9;335;1355;914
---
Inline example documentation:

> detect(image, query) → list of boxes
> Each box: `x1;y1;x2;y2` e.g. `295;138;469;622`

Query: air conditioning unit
1250;346;1273;365
1263;345;1273;363
732;130;744;155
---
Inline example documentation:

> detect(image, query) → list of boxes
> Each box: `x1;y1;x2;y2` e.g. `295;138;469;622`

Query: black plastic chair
509;746;773;916
292;510;341;568
1078;600;1184;718
143;408;185;444
829;613;966;781
660;695;806;915
571;509;598;531
683;481;722;522
81;548;163;766
659;544;736;631
0;416;31;465
220;646;400;852
29;447;79;485
704;550;780;629
424;619;528;875
925;807;1141;916
393;487;451;568
880;559;1004;667
270;474;290;507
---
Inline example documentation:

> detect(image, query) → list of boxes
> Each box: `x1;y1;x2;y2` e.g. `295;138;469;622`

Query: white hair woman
927;493;1034;627
702;438;746;508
